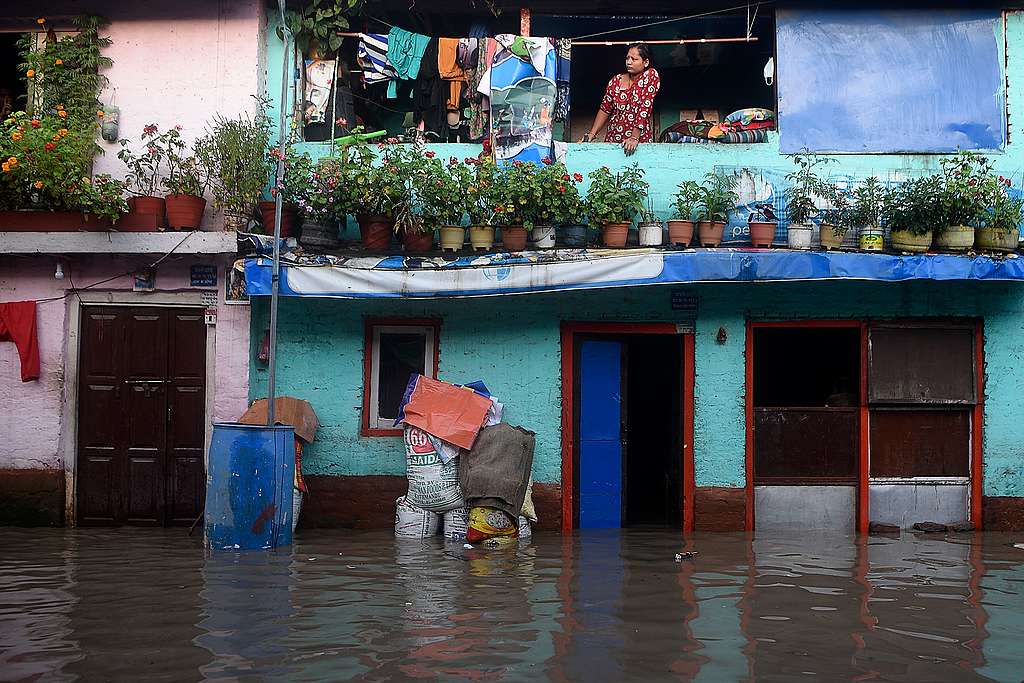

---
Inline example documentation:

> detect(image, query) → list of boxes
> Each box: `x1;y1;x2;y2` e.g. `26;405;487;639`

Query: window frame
361;317;440;437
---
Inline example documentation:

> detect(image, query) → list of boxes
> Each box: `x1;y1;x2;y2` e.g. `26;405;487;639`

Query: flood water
2;528;1023;682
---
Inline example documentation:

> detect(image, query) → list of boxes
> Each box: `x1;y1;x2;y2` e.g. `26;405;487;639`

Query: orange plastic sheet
400;375;492;450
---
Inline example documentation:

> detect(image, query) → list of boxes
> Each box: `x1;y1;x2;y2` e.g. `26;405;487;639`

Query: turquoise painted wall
250;280;1024;495
255;10;1024;497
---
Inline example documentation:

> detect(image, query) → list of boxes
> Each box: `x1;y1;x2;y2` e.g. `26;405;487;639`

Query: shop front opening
571;331;688;529
751;325;861;532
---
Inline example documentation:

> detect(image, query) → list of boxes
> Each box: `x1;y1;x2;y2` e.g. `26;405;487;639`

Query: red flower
30;119;40;128
425;151;436;158
542;156;553;165
573;173;583;182
562;174;570;181
558;186;566;193
449;156;458;166
44;142;55;151
143;123;158;136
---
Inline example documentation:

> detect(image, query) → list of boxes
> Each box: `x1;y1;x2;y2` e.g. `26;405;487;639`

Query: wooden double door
77;306;207;526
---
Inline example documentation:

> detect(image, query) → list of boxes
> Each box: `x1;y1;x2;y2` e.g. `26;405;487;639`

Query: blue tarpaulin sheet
244;248;1024;299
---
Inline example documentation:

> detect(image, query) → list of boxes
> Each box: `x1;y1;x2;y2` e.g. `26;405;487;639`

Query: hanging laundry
415;38;447;137
488;35;557;166
466;37;492;142
386;27;431;99
457;38;479;70
554;38;572;123
0;301;40;382
438;38;467;111
303;59;336;125
357;33;397;87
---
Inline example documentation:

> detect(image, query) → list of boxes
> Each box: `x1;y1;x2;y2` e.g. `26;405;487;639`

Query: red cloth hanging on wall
0;301;40;382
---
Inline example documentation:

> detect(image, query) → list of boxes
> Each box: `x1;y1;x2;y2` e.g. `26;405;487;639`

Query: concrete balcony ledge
0;230;238;255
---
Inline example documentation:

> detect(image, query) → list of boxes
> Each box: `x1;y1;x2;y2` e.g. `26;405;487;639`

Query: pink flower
143;123;158;136
449;156;458;166
386;137;398;144
147;146;157;155
377;142;386;150
336;117;348;126
174;124;182;131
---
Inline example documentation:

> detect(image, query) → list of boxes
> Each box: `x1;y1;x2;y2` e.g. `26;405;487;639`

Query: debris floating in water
675;551;698;562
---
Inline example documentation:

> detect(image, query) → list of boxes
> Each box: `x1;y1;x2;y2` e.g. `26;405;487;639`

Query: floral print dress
599;68;661;143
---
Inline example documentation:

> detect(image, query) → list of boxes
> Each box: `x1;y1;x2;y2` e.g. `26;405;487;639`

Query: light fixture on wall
54;262;65;280
716;327;728;344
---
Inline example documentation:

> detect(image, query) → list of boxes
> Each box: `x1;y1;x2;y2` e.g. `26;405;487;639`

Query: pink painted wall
0;255;251;470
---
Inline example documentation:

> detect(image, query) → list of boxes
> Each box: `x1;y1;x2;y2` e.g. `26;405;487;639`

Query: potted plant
464;155;497;251
586;164;648;248
669;180;700;246
162;127;211;231
784;152;832;250
79;175;129;231
936;150;989;252
976;174;1023;253
747;203;778;248
118;123;176;224
488;160;539;251
882;175;942;253
696;172;738;247
260;141;313;238
637;200;663;246
558;189;589;248
849;177;884;252
196;104;273;231
531;159;582;249
300;155;346;248
415;153;468;252
280;0;365;57
338;136;416;250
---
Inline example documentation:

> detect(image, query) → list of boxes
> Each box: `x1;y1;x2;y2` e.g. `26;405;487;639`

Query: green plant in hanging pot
783;151;833;250
696;172;738;248
882;175;942;253
196;102;273;231
936;150;990;252
668;179;700;246
586;164;648;248
976;174;1023;253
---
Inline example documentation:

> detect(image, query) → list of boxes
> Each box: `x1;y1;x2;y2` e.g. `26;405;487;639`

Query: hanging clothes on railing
415;38;447;137
554;38;572;123
357;33;398;87
386;27;430;99
437;38;467;112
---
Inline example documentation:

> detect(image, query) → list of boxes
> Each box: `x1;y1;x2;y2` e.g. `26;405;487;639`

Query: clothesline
337;31;758;46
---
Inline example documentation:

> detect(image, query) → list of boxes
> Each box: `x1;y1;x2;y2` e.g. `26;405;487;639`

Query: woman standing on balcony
580;43;661;156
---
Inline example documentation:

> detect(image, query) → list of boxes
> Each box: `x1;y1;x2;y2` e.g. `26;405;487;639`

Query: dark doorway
575;333;684;529
77;306;207;526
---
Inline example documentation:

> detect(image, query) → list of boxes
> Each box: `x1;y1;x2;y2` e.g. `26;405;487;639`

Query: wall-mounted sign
190;264;217;287
671;290;698;313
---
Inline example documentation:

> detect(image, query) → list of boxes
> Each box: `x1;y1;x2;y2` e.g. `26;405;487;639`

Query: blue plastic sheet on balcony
244;248;1024;299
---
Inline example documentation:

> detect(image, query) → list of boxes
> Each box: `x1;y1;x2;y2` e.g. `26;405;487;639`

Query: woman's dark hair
627;42;653;68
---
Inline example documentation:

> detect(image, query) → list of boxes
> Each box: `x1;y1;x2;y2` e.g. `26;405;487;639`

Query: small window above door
362;319;439;436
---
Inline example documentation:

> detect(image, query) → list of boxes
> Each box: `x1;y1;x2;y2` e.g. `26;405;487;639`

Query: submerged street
2;528;1023;682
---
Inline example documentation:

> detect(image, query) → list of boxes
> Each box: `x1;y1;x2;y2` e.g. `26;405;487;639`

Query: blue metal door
578;340;623;528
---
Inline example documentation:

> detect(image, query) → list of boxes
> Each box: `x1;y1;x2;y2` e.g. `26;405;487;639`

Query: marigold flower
55;59;63;65
58;128;67;137
52;134;60;142
26;69;35;78
1;163;9;173
34;180;43;189
97;110;105;118
30;119;40;128
11;131;22;141
56;104;64;110
57;110;67;118
8;156;16;164
36;17;45;24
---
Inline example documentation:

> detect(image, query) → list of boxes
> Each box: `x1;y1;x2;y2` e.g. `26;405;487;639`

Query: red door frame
560;322;695;534
745;319;985;533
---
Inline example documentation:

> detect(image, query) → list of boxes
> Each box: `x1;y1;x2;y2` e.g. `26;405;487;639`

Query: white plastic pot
787;223;814;250
638;221;664;246
531;224;556;249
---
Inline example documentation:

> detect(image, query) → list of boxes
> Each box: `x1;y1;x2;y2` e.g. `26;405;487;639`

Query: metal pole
267;0;290;427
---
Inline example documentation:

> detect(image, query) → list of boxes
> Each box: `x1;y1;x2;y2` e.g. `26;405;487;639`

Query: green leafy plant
585;164;649;225
340;135;416;223
267;139;315;216
784;152;833;224
671;180;702;221
697;172;738;222
818;183;853;237
79;173;129;222
117;123;185;197
280;0;365;56
413;153;470;228
196;103;273;218
533;159;584;226
463;155;497;225
19;15;112;125
851;176;883;229
981;174;1024;233
882;175;944;236
940;150;991;227
488;160;543;228
304;155;346;224
0;110;96;211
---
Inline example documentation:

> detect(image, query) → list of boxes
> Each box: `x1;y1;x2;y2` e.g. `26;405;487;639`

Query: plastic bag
466;506;517;543
404;426;464;512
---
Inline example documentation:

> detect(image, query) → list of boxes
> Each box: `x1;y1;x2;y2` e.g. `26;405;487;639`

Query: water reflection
1;528;1023;681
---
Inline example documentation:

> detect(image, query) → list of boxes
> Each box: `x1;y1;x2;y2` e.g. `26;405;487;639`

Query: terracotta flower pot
748;221;776;248
129;195;166;216
500;225;528;251
667;219;694;246
358;213;395;251
439;225;466;252
469;225;495;251
0;210;91;231
83;213;113;232
697;220;725;247
127;196;166;230
403;229;434;253
600;222;630;248
166;194;207;231
259;200;298;238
